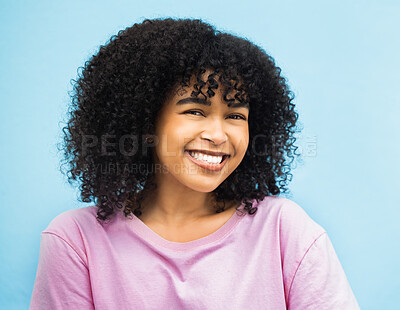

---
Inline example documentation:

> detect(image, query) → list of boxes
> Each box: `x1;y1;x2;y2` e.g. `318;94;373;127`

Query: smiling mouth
184;151;230;172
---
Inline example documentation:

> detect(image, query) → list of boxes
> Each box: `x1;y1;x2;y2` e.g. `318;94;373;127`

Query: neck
138;186;218;228
135;168;235;227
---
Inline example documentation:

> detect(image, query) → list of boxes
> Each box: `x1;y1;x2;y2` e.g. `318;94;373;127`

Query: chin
182;179;224;193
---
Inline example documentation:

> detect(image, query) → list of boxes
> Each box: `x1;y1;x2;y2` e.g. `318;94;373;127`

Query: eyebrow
175;97;249;109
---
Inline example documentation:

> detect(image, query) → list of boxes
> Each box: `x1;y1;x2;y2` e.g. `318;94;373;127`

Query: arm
287;233;360;310
30;232;94;309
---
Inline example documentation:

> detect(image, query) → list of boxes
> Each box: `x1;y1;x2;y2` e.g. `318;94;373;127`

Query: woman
30;18;360;309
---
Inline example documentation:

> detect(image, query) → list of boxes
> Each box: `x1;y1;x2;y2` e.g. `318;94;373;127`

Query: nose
200;118;228;145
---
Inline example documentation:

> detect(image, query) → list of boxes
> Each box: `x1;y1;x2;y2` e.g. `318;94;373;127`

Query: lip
184;151;229;172
185;149;230;156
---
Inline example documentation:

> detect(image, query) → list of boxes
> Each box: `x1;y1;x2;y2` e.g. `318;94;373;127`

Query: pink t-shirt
30;196;360;309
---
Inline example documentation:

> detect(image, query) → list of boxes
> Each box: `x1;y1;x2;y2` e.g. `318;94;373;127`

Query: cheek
168;120;197;144
157;124;187;155
234;127;249;149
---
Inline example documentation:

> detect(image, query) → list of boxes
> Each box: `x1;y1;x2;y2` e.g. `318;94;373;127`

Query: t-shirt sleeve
287;232;360;310
30;232;94;310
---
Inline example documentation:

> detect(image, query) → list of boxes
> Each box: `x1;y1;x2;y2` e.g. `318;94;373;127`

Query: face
150;73;250;193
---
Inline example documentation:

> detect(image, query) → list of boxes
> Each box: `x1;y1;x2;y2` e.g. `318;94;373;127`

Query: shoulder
44;206;100;236
255;195;325;232
35;206;101;267
253;195;326;250
253;196;330;302
41;206;104;256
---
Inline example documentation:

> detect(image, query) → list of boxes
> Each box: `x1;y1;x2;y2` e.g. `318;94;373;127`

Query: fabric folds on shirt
30;196;360;309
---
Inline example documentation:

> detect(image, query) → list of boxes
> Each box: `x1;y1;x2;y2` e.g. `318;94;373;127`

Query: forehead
175;96;249;110
167;70;250;110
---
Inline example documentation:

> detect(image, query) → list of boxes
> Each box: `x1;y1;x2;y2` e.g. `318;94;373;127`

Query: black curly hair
59;17;301;223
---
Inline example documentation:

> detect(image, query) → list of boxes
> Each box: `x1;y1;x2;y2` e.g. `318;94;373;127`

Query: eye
184;110;204;116
183;110;247;121
229;114;247;121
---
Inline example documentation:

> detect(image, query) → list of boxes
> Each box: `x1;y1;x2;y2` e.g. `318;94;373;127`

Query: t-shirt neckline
126;201;246;251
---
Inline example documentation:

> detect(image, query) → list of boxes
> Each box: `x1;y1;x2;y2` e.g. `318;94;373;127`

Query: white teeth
188;151;223;164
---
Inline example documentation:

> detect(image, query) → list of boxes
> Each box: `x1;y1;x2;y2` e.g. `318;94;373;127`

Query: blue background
1;0;399;309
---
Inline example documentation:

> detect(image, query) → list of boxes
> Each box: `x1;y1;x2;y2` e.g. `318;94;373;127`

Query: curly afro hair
59;17;301;223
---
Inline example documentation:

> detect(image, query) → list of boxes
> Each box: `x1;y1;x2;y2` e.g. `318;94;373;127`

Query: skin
138;71;250;238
